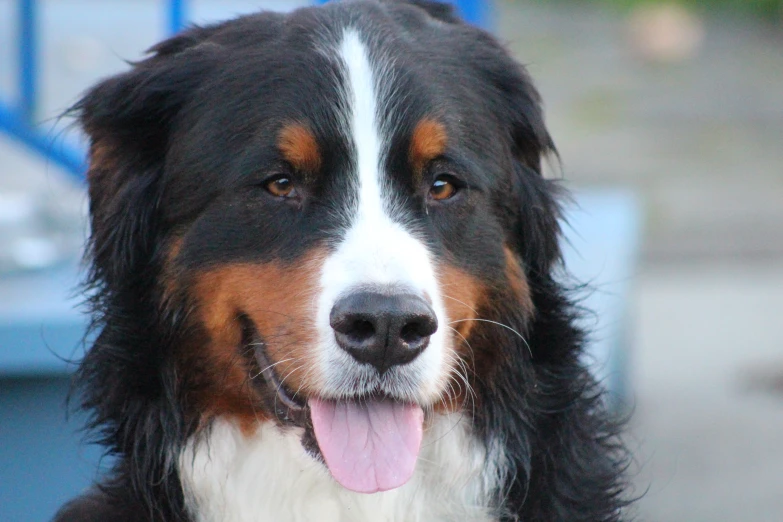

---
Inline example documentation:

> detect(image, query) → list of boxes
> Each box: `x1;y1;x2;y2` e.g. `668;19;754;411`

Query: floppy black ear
507;71;562;277
487;56;562;275
67;30;224;517
75;28;221;292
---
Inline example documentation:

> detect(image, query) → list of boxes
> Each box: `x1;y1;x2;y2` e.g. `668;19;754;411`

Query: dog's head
77;0;560;495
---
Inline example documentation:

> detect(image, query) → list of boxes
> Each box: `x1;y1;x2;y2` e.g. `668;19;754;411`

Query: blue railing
0;0;486;185
1;0;79;180
0;0;195;182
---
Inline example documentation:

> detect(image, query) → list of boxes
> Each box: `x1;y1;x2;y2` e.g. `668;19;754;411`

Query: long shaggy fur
56;1;631;520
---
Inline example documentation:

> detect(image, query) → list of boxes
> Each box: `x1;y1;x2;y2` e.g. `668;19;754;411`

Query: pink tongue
309;397;424;494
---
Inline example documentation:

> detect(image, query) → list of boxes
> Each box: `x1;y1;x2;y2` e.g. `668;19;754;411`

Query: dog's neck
178;414;503;522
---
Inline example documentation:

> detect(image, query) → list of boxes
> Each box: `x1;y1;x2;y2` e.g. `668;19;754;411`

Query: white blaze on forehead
339;30;384;219
314;29;448;401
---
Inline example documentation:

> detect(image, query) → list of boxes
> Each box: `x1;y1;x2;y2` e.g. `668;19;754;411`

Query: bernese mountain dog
56;1;629;520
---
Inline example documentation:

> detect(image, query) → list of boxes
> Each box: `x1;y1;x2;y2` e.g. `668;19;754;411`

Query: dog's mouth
240;316;425;493
249;327;308;415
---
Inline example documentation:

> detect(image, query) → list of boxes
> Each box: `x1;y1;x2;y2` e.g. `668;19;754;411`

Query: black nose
330;291;438;374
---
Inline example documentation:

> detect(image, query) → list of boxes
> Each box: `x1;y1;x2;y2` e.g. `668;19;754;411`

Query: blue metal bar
0;102;86;181
315;0;489;27
168;0;186;35
3;0;487;187
19;0;37;124
451;0;490;28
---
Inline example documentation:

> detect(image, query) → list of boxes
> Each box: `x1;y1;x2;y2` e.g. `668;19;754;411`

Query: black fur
57;1;630;520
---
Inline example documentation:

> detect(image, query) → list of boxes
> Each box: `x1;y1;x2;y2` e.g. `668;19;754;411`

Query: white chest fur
179;414;502;522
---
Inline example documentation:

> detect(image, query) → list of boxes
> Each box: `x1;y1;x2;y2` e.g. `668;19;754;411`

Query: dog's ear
506;67;562;276
483;54;562;275
75;28;221;291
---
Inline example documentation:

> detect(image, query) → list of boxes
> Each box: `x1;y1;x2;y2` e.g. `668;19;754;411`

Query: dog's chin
246;325;438;494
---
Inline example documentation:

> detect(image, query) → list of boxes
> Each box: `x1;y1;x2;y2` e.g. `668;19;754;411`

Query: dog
55;1;628;520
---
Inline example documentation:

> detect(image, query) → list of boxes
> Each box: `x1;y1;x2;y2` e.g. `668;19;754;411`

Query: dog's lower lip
250;333;305;411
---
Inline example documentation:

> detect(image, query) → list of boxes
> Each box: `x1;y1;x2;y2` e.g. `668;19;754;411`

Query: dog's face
80;1;557;495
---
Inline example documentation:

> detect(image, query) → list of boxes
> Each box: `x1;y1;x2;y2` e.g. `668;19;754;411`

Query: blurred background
502;1;783;520
0;0;781;520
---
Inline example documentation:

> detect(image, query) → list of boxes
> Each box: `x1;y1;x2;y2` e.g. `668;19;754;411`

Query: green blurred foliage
584;0;783;18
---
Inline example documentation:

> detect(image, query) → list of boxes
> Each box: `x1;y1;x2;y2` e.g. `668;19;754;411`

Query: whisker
442;293;478;315
250;358;295;380
448;318;533;358
442;350;477;419
275;364;305;411
292;365;318;403
446;325;475;362
444;326;482;393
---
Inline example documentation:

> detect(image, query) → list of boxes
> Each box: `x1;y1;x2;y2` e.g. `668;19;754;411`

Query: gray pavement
629;264;783;521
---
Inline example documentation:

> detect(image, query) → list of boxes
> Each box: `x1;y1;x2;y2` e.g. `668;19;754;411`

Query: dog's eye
265;176;295;198
429;176;458;201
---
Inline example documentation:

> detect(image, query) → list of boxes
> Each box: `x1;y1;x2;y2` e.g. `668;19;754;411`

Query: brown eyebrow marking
409;118;448;180
277;123;321;176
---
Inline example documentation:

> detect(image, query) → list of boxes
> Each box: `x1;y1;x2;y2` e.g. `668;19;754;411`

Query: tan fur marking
435;252;534;414
409;118;447;178
278;123;321;175
436;263;485;413
88;140;116;174
178;249;326;432
167;236;184;263
86;139;122;220
504;246;534;318
439;264;482;341
159;236;185;311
